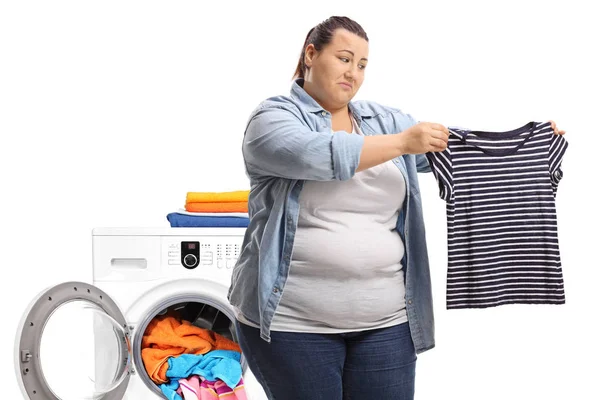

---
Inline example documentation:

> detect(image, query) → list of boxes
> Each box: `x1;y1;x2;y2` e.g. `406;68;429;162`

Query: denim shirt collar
290;79;323;112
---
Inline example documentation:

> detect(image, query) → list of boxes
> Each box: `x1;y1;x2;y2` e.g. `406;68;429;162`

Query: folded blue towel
166;213;249;227
159;350;243;399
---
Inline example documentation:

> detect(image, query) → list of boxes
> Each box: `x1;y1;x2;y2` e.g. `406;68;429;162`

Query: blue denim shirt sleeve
243;105;365;181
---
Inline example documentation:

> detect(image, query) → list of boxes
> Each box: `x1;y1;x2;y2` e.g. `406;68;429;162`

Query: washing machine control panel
181;241;200;269
164;236;243;270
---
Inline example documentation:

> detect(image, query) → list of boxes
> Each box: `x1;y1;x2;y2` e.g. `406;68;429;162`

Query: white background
2;0;598;399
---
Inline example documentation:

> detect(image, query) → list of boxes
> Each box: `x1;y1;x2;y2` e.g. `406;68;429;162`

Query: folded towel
186;191;249;204
167;213;249;228
159;351;243;399
185;202;248;213
142;315;241;384
176;209;249;218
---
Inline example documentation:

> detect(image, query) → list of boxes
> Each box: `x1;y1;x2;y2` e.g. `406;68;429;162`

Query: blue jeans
235;321;417;400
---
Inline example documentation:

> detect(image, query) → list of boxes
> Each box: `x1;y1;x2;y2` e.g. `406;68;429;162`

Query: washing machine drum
132;290;246;398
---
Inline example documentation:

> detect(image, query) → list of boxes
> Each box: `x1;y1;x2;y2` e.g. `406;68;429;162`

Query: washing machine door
15;281;131;400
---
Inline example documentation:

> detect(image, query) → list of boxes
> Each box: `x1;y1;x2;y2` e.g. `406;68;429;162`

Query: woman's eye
340;57;349;62
358;64;366;70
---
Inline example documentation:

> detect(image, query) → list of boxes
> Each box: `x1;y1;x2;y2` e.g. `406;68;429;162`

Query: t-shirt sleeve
548;133;568;195
426;148;453;202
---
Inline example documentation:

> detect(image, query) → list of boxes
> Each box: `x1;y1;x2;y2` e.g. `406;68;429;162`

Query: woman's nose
344;66;357;80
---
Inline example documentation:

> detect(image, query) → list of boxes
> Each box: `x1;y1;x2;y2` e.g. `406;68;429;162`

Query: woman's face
304;28;369;111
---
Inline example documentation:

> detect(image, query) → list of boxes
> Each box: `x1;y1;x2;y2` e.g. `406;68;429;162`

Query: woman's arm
243;104;448;180
356;122;449;172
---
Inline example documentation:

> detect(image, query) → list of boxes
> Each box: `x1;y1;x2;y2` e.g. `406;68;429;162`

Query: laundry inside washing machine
140;301;248;399
156;301;235;340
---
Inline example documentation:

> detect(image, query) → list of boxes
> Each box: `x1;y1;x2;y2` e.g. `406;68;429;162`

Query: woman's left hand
550;120;566;135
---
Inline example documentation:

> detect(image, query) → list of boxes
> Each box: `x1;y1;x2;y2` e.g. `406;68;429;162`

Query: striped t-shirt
426;121;568;309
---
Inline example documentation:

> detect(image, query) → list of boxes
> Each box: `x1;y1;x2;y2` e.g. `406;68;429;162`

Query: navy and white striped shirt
426;121;568;309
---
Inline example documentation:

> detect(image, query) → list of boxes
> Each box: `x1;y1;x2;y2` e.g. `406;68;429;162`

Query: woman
227;16;564;399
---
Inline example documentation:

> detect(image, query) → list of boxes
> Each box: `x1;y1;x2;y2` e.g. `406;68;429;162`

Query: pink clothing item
178;375;201;400
177;375;248;400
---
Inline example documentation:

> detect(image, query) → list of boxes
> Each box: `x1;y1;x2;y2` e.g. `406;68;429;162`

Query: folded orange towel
185;202;248;213
141;315;241;384
186;190;249;204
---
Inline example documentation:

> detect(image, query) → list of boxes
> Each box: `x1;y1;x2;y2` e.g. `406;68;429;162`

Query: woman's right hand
397;122;449;154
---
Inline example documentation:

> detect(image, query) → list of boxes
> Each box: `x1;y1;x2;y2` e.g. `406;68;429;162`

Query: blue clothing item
235;319;416;399
159;351;243;399
166;213;250;227
227;78;435;354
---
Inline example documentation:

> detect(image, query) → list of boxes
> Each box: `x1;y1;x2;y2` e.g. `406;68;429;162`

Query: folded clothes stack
167;190;250;228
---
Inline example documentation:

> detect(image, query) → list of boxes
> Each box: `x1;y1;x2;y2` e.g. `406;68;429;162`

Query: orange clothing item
141;315;241;384
185;202;248;213
186;190;249;204
141;346;186;384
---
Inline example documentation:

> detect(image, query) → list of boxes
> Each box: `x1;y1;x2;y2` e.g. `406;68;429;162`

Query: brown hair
293;16;368;80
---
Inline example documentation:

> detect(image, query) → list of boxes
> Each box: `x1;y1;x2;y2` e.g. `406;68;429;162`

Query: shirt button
321;111;327;116
273;287;280;293
408;300;413;305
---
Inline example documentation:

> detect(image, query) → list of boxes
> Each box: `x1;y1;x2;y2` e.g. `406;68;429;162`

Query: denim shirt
228;79;435;354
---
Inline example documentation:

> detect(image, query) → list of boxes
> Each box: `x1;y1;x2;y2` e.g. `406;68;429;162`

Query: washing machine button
217;260;225;269
183;254;198;269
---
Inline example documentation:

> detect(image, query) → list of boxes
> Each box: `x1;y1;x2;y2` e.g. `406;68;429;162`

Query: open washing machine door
15;281;131;400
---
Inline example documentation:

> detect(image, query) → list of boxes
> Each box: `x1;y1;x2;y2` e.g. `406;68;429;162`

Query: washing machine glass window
16;282;131;400
38;301;128;399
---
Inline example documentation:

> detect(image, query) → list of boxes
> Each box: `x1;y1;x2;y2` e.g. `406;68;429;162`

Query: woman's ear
304;44;316;68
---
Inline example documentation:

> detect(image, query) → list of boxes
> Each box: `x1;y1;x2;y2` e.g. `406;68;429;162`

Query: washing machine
14;227;267;400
